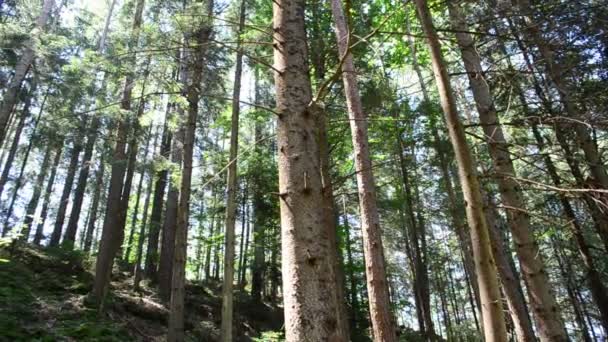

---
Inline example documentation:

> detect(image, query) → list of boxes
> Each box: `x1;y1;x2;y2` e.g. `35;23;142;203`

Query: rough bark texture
448;2;562;340
0;0;54;145
220;0;245;339
272;0;346;340
329;1;396;340
413;0;508;340
91;0;145;308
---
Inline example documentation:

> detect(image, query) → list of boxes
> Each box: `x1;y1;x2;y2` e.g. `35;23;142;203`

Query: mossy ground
0;244;283;341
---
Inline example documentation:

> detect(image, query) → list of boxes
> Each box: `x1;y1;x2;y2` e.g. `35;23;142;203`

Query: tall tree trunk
0;0;54;145
329;1;395;340
448;2;561;340
342;195;359;328
413;0;507;340
271;0;347;339
124;126;154;261
0;100;30;200
168;2;212;339
34;145;62;245
220;1;245;339
144;108;172;278
49;129;84;246
91;0;145;308
512;0;608;192
63;117;100;247
84;160;105;253
21;144;52;240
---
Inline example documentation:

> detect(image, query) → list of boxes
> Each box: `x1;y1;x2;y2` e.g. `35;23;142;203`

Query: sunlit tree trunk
329;0;395;339
272;0;346;339
413;0;507;340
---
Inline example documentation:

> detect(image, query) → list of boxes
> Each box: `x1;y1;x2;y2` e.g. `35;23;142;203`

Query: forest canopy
0;0;607;341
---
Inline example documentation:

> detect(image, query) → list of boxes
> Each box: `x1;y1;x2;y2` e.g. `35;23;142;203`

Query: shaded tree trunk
34;145;62;245
91;0;145;308
0;0;54;145
21;144;52;240
84;160;105;253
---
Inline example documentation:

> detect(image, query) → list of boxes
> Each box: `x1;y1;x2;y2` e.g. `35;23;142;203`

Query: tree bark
84;160;105;253
329;1;395;340
0;100;30;200
272;0;347;339
447;2;562;340
34;145;62;245
21;144;52;240
413;0;507;340
0;0;54;145
144;107;172;278
91;0;145;308
220;0;245;339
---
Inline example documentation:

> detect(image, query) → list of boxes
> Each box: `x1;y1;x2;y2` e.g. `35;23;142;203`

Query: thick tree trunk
329;1;395;340
220;1;245;339
413;0;507;340
448;2;562;340
21;144;52;240
0;0;54;145
34;145;62;245
84;160;105;253
91;0;145;308
272;0;347;339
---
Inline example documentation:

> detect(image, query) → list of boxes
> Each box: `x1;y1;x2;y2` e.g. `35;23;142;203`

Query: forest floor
0;244;284;341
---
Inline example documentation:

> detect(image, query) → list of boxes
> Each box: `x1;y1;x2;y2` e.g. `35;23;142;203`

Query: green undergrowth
0;244;129;341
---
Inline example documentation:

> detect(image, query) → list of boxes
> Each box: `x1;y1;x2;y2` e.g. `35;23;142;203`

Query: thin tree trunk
84;159;104;253
448;2;560;340
144;107;172;278
168;2;212;338
34;145;62;245
21;144;52;240
124;126;154;261
49;129;84;246
413;0;507;340
91;0;145;308
272;0;347;339
220;0;245;338
329;1;395;340
0;100;30;200
63;116;101;247
0;0;54;145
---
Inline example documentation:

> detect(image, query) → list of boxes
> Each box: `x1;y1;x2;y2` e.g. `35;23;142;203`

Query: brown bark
413;0;507;340
33;145;62;245
329;0;395;340
144;107;172;278
220;0;245;339
272;0;346;339
448;2;562;340
0;100;30;200
91;0;145;308
21;144;52;240
84;160;105;253
0;0;54;145
168;2;212;339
